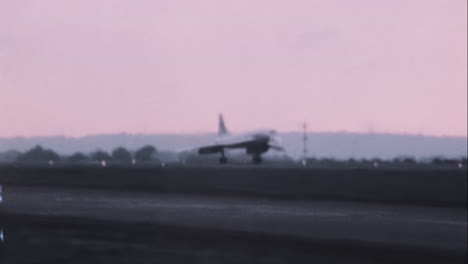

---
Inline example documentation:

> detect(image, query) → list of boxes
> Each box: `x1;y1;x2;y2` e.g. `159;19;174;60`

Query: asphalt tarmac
0;186;466;263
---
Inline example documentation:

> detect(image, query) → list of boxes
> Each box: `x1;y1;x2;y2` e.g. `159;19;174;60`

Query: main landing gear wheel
219;156;228;164
252;156;262;164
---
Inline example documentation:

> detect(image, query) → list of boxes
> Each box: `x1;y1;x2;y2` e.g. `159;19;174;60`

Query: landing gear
219;149;228;164
252;156;263;164
219;156;228;164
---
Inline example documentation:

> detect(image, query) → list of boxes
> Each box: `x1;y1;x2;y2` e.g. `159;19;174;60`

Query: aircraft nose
269;135;283;150
271;135;281;144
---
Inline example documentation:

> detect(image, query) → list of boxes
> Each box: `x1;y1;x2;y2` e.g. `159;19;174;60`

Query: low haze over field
1;132;466;160
0;0;466;137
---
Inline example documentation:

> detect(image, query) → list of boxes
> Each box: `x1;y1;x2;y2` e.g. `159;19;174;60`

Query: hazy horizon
1;0;466;137
0;130;467;140
1;132;466;160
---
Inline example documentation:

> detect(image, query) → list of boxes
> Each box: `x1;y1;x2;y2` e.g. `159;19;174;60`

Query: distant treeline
303;157;467;169
0;145;466;169
0;145;158;164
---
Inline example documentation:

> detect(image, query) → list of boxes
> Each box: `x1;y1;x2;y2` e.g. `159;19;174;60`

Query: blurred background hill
0;132;466;160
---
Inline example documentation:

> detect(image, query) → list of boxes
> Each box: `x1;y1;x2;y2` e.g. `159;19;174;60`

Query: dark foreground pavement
0;186;466;263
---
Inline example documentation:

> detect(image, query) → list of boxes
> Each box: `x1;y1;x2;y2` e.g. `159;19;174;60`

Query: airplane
197;114;283;164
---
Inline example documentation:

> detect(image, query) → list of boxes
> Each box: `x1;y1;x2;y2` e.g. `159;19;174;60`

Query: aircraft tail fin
218;114;229;136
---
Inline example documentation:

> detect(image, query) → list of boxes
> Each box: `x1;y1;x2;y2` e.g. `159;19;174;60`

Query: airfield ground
0;167;466;263
0;166;466;206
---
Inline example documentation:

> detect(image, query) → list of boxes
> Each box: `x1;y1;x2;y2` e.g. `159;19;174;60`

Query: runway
1;186;466;254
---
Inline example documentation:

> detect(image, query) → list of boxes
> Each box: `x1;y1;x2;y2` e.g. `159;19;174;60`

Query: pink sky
0;0;466;137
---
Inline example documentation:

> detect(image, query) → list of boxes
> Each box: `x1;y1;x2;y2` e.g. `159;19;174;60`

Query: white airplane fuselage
215;130;281;149
198;116;283;164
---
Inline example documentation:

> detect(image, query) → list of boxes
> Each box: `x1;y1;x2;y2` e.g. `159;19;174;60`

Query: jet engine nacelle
246;144;269;155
